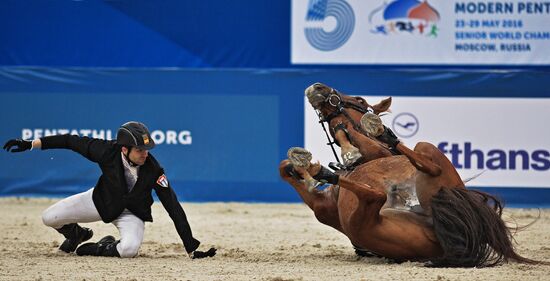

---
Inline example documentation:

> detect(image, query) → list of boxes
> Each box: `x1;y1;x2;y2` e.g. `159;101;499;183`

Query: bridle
314;87;395;164
317;88;372;129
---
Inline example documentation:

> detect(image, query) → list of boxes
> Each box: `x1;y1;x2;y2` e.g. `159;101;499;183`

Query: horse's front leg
332;123;362;167
283;148;386;229
280;153;342;231
346;128;394;162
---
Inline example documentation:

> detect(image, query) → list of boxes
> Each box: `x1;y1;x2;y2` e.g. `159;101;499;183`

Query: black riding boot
76;235;121;257
56;223;94;253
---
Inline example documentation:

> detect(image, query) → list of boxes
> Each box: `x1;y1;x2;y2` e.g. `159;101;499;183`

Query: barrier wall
0;68;304;202
1;67;549;206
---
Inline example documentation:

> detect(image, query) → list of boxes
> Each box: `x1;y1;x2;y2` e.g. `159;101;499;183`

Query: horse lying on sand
279;82;546;267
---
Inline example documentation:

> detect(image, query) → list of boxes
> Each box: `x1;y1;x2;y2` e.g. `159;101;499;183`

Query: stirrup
328;162;346;171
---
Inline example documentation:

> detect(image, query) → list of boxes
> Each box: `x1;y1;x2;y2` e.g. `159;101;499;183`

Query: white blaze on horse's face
305;82;331;109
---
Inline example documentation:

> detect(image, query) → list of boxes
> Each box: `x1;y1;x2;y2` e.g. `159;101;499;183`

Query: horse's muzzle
305;86;326;109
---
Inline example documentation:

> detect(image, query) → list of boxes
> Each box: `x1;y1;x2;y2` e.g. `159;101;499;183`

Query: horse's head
305;82;392;122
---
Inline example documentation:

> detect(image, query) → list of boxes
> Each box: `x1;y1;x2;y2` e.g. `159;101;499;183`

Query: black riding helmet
116;121;155;150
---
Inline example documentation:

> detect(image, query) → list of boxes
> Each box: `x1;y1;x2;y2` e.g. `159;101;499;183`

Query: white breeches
41;188;144;258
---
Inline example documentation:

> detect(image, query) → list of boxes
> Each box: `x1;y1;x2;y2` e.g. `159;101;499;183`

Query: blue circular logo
305;0;355;51
392;112;419;138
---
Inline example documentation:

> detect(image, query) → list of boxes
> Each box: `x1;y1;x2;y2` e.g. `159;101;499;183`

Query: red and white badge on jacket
157;174;169;188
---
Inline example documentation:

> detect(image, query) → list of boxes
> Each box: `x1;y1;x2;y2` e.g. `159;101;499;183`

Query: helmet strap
123;146;139;167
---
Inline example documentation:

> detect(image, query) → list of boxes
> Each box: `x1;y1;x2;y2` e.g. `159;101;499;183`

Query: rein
317;111;341;164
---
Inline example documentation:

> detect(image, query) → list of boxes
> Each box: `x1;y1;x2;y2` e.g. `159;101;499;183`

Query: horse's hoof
360;113;384;137
342;147;362;167
287;147;312;168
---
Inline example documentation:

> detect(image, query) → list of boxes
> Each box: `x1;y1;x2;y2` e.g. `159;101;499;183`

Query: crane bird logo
392;112;419;138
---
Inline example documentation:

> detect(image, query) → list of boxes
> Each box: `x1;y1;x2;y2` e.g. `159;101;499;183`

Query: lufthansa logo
305;0;355;51
391;112;419;138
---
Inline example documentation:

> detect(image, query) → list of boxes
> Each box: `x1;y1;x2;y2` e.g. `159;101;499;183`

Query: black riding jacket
40;134;200;253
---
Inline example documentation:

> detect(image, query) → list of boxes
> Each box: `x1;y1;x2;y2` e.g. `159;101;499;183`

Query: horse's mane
428;188;542;267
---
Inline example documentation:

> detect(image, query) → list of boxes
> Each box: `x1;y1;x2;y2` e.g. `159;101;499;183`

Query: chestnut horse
279;83;542;267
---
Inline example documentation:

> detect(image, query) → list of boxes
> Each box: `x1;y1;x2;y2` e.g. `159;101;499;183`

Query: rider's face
123;147;149;166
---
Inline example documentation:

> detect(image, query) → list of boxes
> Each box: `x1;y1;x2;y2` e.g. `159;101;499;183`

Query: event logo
369;0;440;37
391;112;419;138
304;0;355;51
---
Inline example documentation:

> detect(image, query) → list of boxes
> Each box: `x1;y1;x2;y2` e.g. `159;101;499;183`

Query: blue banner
0;1;290;68
0;68;304;201
1;67;549;206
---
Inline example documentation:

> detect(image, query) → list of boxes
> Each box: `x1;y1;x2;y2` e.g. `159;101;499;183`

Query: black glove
191;247;217;259
3;139;32;153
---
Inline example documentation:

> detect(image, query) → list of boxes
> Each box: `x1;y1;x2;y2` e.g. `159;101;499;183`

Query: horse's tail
428;188;545;267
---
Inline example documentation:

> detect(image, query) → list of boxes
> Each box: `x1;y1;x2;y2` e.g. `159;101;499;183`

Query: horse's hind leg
394;142;442;176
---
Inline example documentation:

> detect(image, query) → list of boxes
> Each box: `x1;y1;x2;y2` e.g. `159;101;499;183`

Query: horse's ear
372;97;392;114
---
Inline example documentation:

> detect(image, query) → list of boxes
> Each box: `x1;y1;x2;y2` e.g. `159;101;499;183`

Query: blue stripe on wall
1;67;549;206
1;68;549;98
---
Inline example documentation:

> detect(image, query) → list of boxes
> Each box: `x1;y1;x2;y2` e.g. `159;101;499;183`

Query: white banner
305;96;550;188
292;0;550;65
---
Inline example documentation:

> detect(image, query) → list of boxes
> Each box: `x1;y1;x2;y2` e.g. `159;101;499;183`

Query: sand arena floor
0;197;548;281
